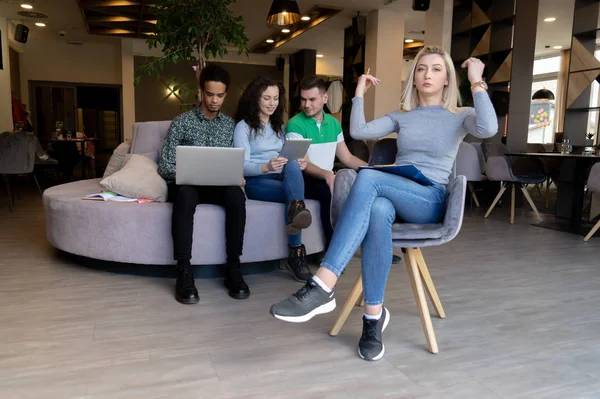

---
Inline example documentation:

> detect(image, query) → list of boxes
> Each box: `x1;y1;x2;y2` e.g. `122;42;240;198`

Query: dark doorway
30;81;122;176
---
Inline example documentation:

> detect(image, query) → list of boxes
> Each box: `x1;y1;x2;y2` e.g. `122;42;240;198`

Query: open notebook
82;192;138;202
358;164;434;186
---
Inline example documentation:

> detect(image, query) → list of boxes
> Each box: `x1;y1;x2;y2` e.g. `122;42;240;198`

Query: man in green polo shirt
286;75;367;258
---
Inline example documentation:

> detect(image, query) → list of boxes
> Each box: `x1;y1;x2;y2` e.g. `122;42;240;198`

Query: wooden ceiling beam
91;28;137;35
84;7;149;20
86;15;137;22
250;6;342;54
81;0;142;7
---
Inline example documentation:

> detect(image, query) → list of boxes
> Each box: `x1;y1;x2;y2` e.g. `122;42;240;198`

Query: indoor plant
136;0;249;103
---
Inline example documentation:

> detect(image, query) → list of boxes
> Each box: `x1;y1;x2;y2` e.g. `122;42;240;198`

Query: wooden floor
2;188;600;399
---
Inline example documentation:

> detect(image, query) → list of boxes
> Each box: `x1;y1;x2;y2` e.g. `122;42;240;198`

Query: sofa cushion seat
44;178;326;265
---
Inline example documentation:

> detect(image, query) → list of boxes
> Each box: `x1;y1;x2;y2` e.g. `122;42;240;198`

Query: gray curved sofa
43;121;326;265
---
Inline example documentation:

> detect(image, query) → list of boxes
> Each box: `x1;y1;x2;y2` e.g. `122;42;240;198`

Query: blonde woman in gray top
270;46;498;361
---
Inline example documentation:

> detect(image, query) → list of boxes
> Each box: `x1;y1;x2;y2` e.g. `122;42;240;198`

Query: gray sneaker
270;279;336;323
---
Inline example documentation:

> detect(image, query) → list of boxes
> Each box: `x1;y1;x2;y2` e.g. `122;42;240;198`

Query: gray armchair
0;131;42;212
584;163;600;241
483;143;545;224
455;142;487;215
328;146;468;354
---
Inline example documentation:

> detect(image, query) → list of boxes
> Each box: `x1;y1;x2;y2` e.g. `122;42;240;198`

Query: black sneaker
358;307;390;361
286;200;312;235
286;244;312;283
270;279;336;323
175;263;199;305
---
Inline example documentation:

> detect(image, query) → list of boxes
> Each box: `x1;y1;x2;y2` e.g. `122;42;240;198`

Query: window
528;56;560;144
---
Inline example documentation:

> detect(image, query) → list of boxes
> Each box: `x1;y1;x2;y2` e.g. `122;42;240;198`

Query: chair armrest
330;169;357;228
485;156;514;181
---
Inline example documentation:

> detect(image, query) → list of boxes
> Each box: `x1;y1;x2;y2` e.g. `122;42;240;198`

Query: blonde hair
401;46;461;112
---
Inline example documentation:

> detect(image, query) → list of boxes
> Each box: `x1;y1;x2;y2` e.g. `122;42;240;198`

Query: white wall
0;18;13;132
19;38;122;109
316;57;344;77
365;10;405;121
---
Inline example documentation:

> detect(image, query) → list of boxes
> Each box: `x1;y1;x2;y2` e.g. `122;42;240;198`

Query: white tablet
278;138;312;160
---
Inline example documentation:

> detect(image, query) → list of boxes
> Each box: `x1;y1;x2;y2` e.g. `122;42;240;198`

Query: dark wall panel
134;58;283;123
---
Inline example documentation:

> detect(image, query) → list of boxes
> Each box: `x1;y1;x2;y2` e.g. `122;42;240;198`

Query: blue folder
358;164;434;186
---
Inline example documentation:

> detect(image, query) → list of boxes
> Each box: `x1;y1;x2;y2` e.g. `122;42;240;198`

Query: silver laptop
175;146;245;186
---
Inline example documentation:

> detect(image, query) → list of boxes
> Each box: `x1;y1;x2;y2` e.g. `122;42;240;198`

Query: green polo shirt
285;111;343;172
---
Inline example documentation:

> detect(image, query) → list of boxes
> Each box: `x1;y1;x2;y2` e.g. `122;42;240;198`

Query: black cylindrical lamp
266;0;301;28
532;89;555;100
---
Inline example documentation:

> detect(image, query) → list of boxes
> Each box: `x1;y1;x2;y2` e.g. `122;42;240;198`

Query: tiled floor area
1;188;600;398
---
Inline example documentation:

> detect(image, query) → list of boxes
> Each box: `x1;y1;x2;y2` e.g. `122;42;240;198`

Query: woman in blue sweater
270;46;498;360
234;76;312;283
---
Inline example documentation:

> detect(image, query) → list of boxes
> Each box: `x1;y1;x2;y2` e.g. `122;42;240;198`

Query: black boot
286;200;312;235
286;244;313;283
175;260;199;305
224;262;250;300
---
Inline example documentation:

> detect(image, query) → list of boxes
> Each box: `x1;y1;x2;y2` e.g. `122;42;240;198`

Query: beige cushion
123;151;158;164
103;140;131;178
100;154;168;202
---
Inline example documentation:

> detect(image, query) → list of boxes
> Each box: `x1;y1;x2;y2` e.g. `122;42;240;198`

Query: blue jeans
245;161;305;247
322;169;446;305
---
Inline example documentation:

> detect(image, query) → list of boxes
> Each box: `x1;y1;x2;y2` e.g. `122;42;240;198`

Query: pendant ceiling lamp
266;0;301;28
532;88;555;100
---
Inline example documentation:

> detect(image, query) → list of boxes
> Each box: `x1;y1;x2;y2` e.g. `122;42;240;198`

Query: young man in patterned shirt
158;64;248;304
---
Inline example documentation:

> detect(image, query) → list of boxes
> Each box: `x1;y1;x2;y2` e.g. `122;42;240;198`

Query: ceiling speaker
412;0;430;11
14;24;29;44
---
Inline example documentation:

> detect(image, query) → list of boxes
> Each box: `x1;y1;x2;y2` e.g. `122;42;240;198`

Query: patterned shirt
158;107;236;183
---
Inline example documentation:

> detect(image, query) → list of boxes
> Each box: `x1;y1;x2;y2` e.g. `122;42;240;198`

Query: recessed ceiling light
316;54;324;58
544;17;556;22
553;45;563;49
21;3;33;9
301;16;310;21
281;29;291;33
266;39;275;43
35;22;46;27
405;39;414;43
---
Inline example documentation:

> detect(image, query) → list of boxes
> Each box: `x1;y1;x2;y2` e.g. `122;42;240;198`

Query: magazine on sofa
358;164;434;186
82;191;138;202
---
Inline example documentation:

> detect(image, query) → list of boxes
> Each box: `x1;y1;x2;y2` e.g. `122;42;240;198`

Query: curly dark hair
235;76;286;140
199;64;230;91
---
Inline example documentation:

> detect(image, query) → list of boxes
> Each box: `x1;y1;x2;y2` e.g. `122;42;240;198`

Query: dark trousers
303;173;334;248
168;184;246;265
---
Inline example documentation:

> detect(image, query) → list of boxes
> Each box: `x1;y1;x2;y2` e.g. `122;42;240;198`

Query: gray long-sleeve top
350;91;498;185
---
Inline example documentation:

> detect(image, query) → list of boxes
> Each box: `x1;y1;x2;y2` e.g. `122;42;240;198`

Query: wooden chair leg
545;177;551;208
535;184;543;197
584;219;600;241
468;182;480;207
520;185;542;221
413;249;445;318
3;175;14;213
510;184;515;224
406;248;438;354
33;173;42;196
329;273;363;337
484;183;506;218
356;293;364;307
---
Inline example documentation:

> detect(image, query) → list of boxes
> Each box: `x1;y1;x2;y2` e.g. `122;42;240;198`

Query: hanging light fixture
532;88;555;100
266;0;301;28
